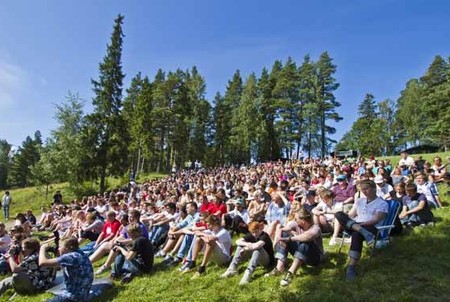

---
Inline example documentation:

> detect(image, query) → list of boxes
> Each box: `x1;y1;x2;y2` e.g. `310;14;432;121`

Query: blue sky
0;0;448;149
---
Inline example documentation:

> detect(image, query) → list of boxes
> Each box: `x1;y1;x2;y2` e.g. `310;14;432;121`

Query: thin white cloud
0;60;26;109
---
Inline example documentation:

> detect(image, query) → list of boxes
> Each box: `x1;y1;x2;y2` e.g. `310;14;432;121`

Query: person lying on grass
265;207;324;287
221;220;275;285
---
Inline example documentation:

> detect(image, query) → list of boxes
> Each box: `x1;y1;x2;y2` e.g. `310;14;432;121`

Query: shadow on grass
275;208;450;301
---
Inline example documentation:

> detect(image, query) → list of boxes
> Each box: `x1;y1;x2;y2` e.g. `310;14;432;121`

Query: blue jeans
149;225;169;244
176;234;194;259
46;296;76;302
3;205;9;220
112;253;140;276
275;232;322;266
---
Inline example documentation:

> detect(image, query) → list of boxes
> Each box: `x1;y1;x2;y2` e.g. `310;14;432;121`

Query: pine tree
315;52;342;158
0;139;11;189
84;14;129;192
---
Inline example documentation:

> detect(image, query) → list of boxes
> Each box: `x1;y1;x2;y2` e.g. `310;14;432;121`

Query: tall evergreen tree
257;67;279;161
0;139;11;189
8;133;41;187
222;70;243;164
315;52;342;157
84;14;129;192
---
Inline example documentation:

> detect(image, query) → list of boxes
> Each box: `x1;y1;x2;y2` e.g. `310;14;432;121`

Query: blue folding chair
338;199;401;257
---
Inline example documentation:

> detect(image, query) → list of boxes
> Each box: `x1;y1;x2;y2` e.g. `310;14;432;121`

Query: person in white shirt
334;180;388;281
374;175;393;199
399;152;415;169
181;215;232;278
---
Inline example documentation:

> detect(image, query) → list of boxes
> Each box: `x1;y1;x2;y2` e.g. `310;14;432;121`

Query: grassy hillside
0;156;449;302
3;173;167;217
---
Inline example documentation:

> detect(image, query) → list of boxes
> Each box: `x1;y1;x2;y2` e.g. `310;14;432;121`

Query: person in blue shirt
39;236;94;302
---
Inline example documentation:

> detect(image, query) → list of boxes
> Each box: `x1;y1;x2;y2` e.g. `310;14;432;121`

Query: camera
9;244;22;256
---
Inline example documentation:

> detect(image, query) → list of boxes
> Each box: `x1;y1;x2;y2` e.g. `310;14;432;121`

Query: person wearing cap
374;175;393;199
332;174;356;212
222;198;250;236
301;190;318;213
334;180;388;281
221;220;275;285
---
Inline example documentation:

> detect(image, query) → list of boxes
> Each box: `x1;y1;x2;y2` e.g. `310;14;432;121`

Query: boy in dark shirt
111;223;154;284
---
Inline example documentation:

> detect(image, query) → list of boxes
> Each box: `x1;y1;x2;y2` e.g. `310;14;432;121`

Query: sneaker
346;265;357;281
280;271;293;287
191;270;204;279
155;250;166;258
328;237;338;246
179;261;196;273
120;273;135;284
264;267;282;278
161;255;174;265
220;268;238;278
239;270;252;285
95;265;109;275
109;273;120;281
167;257;182;267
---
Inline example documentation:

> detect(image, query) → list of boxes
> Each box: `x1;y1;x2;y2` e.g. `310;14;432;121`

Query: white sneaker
239;270;252;285
95;265;109;275
220;268;238;278
155;250;166;258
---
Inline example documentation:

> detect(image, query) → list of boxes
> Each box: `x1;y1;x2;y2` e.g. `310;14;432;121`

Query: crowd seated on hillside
1;153;449;296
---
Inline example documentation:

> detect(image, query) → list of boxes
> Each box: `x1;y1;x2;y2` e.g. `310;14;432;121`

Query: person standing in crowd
39;236;94;302
1;191;12;221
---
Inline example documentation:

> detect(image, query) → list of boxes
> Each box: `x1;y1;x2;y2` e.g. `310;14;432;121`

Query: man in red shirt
89;211;121;263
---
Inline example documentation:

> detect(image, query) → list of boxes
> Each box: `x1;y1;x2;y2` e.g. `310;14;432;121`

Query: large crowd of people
0;152;449;299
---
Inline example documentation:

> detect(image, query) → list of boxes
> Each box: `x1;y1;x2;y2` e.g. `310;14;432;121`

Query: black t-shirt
131;236;154;273
243;231;275;266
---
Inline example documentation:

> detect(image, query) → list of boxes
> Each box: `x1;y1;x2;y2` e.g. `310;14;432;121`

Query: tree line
336;55;450;155
0;15;448;192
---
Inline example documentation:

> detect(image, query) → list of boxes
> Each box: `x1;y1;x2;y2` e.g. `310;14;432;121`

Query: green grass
4;173;168;217
378;151;450;167
0;159;449;302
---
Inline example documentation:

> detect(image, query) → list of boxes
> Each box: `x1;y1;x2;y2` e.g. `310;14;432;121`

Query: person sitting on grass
312;189;337;235
266;208;324;287
334;180;388;281
221;220;275;285
414;172;443;208
159;202;200;267
110;223;154;284
39;236;93;302
180;215;232;278
399;183;434;227
85;211;121;260
0;238;55;296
